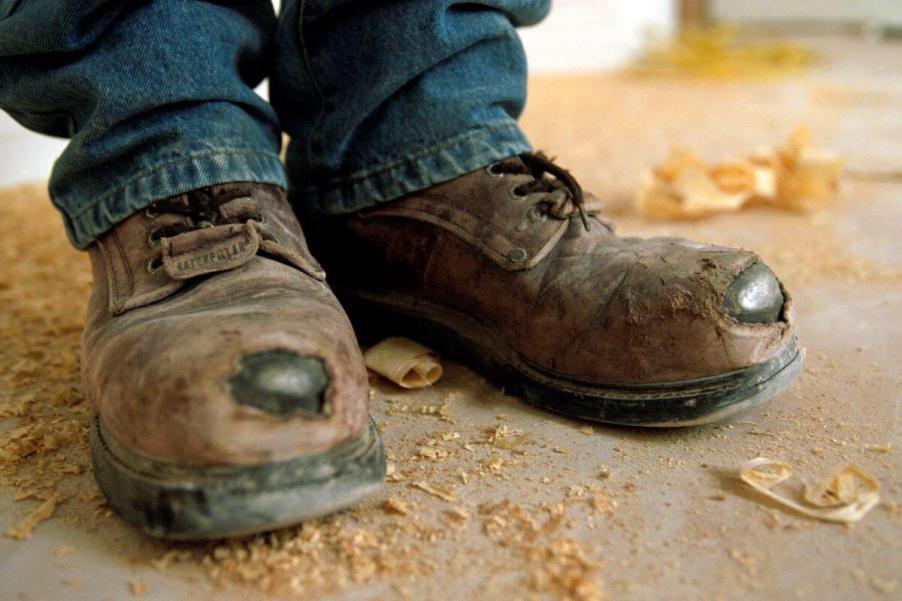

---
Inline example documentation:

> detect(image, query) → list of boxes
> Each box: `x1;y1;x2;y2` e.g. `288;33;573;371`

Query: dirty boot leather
306;154;802;426
84;183;385;539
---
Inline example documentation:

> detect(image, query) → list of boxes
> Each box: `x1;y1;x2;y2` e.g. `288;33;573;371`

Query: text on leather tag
161;221;260;280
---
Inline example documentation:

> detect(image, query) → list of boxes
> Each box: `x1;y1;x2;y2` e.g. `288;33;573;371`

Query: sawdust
0;184;96;538
4;50;901;597
6;489;63;540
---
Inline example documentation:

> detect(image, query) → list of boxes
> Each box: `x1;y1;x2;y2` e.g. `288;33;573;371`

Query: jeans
0;0;549;248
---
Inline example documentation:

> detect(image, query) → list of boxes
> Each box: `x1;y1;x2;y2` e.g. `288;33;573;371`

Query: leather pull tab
161;221;260;280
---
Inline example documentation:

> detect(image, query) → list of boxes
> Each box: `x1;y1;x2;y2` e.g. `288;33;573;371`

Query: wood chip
364;337;443;388
6;490;63;540
411;481;456;502
383;497;410;516
129;580;148;596
637;126;843;219
739;458;880;523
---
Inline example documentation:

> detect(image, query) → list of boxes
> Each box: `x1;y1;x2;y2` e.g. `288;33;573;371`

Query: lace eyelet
527;207;546;223
143;207;159;219
147;230;161;247
146;256;164;274
508;185;528;201
485;163;506;178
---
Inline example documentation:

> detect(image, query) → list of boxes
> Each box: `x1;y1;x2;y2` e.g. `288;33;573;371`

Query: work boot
305;154;802;426
83;183;384;539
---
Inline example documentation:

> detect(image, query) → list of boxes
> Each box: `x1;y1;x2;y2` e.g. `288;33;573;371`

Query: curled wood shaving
739;458;880;523
364;337;443;389
637;126;843;219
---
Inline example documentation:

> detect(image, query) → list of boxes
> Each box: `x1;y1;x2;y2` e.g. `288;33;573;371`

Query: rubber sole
90;415;386;540
337;288;803;427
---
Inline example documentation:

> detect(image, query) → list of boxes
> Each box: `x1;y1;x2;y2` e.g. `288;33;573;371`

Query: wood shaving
444;507;470;523
6;490;63;540
384;399;451;420
364;337;443;388
637;126;843;219
739;458;880;523
590;490;618;513
382;497;410;516
486;425;531;450
864;444;892;453
411;481;456;502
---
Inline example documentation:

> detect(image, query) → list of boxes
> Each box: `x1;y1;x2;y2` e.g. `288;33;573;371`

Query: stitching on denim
306;121;522;189
68;149;282;219
297;0;327;176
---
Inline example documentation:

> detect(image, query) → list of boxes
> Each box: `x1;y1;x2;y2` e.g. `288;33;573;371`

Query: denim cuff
58;149;286;249
293;119;532;215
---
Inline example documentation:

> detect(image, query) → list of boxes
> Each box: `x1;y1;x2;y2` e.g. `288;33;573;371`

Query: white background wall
714;0;902;26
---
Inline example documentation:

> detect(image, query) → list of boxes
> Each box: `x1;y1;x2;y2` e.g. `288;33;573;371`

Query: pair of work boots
84;154;801;539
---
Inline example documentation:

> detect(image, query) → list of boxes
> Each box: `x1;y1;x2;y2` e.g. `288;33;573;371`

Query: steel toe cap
229;351;330;416
722;263;785;324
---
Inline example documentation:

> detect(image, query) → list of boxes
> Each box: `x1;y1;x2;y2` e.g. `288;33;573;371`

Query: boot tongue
161;221;260;280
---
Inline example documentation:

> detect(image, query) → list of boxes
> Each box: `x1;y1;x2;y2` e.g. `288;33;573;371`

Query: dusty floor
1;36;900;601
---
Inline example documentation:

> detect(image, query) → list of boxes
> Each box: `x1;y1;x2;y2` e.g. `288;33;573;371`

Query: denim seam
313;120;520;188
67;148;283;219
297;0;327;176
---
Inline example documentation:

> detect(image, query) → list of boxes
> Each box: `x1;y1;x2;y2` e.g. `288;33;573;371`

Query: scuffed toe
722;263;784;324
229;351;330;416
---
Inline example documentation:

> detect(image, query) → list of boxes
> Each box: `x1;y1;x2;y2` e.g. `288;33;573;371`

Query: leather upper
83;184;368;466
308;159;796;385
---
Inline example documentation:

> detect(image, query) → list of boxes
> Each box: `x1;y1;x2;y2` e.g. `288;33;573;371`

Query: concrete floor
1;36;900;601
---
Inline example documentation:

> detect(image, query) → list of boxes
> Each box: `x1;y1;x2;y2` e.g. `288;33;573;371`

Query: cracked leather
83;183;368;466
308;161;796;385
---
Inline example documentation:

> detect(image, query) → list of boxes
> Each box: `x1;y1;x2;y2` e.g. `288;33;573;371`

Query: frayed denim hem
289;119;532;215
59;149;286;249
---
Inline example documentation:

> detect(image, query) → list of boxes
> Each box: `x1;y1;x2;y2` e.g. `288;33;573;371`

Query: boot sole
90;414;386;540
337;288;803;427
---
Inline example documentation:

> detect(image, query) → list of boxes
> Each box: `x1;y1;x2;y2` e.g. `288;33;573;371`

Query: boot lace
143;185;266;272
488;152;591;231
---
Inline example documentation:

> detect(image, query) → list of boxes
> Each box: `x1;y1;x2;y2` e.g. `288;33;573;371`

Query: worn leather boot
84;183;384;539
305;154;802;426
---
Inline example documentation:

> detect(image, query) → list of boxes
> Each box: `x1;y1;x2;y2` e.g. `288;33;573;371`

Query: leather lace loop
145;186;263;240
493;152;592;232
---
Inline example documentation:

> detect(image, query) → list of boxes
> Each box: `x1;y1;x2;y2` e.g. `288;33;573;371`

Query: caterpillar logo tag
161;222;261;280
174;240;251;273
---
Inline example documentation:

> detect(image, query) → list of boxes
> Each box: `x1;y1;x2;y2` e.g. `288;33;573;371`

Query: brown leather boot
305;154;802;426
84;183;384;539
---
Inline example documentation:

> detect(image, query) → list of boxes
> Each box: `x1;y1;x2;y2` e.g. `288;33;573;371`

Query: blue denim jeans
0;0;549;248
